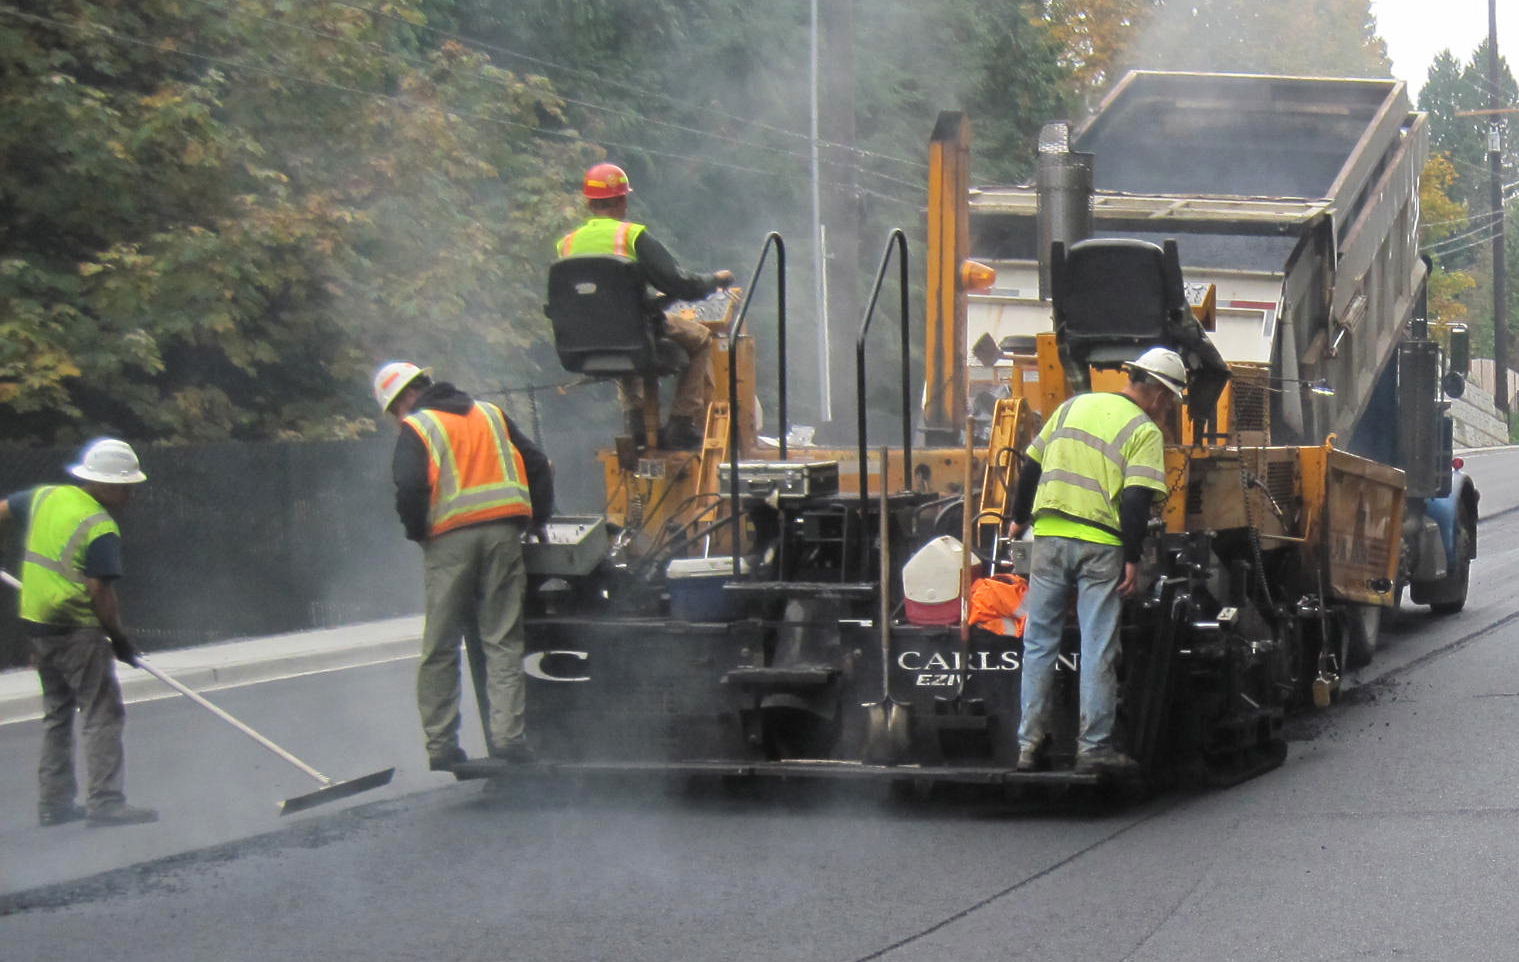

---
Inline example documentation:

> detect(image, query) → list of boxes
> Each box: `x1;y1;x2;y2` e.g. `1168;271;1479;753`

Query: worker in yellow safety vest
1006;347;1187;776
0;439;159;827
556;162;734;449
374;361;555;771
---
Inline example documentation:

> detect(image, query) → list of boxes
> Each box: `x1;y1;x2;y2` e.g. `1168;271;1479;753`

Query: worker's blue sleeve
83;533;124;580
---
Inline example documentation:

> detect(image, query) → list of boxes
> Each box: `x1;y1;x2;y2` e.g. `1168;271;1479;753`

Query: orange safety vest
401;402;532;538
967;574;1029;637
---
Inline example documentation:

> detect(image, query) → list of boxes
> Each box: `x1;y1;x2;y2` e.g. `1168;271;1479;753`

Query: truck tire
1428;517;1473;616
1344;604;1380;670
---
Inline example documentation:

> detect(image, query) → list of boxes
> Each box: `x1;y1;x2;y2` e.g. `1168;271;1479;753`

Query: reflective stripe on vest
556;217;646;259
1029;393;1166;545
19;485;119;626
402;402;532;537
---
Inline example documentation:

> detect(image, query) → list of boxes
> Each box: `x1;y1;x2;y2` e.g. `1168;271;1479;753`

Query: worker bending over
375;362;555;771
1;439;159;827
1007;347;1185;775
556;162;734;450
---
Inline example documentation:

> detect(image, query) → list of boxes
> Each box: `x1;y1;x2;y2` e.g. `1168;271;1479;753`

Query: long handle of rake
134;658;332;786
1;567;332;787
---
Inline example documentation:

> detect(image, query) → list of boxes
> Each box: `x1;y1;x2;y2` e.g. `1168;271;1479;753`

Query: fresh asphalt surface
3;448;1519;961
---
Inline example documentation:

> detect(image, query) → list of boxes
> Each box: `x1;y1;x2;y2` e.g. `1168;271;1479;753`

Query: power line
1422;206;1507;244
1423;201;1517;255
22;1;924;207
856;183;922;211
1421;206;1500;232
325;0;929;174
1422;224;1508;258
180;0;818;168
1424;226;1499;257
0;3;800;182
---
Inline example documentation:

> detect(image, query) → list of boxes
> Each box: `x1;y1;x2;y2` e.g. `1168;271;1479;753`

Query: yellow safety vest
556;217;647;260
402;401;532;538
19;485;119;626
1027;392;1167;545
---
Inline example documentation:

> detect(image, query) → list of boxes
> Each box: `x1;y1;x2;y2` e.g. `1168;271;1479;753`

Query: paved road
2;448;1517;961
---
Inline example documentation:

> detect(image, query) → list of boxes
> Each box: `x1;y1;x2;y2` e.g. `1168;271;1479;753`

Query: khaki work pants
619;313;714;421
32;628;128;815
418;518;528;759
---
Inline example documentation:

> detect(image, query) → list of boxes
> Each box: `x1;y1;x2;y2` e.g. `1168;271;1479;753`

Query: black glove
108;633;139;667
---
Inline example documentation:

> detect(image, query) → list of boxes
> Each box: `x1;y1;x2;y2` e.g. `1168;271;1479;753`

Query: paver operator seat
544;255;687;446
1050;237;1231;431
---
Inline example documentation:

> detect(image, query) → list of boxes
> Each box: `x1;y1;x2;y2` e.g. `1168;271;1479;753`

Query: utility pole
1489;0;1509;417
819;0;859;427
809;0;830;422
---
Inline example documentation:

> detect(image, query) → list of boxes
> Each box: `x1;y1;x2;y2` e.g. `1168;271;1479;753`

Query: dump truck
454;71;1476;792
926;71;1479;664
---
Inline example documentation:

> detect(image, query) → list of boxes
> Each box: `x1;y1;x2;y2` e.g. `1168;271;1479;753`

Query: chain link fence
0;381;623;671
1;438;421;670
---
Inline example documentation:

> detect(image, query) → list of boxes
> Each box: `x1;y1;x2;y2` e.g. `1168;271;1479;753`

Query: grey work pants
32;628;127;815
418;518;528;759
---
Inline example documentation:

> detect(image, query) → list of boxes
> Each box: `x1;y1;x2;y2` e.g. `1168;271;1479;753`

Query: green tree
1114;0;1390;78
1418;44;1515;214
2;0;1085;445
1417;38;1518;358
0;0;587;444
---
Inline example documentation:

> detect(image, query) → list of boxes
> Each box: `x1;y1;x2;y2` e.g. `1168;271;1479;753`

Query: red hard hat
583;162;632;199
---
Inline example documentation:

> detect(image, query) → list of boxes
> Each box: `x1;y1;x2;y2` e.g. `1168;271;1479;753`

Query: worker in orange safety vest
373;361;555;771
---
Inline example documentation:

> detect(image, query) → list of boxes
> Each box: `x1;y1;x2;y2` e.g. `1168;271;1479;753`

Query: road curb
0;616;422;726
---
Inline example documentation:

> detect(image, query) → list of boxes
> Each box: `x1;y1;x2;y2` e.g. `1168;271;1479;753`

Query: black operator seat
1049;237;1230;426
543;255;687;378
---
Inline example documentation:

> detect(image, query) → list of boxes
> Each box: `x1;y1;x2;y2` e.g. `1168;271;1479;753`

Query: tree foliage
1419;153;1477;327
0;0;587;444
1116;0;1390;78
13;0;1493;446
1417;39;1518;356
1042;0;1153;97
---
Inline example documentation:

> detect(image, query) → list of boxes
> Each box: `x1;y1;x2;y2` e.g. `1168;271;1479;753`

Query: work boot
1015;746;1047;773
86;803;159;827
428;746;469;772
1073;748;1140;776
38;802;87;827
488;739;537;764
662;416;703;451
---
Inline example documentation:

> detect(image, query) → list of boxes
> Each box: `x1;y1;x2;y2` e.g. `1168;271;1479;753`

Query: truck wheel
1429;519;1472;616
1344;604;1380;670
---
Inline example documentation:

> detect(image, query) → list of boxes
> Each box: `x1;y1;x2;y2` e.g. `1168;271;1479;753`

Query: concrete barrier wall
1450;384;1509;449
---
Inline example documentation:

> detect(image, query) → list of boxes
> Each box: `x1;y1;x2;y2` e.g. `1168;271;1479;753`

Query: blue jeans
1018;536;1125;756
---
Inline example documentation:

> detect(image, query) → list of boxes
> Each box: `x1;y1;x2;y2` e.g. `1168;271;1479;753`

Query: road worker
556;162;735;450
1006;347;1186;775
0;439;159;826
374;362;555;771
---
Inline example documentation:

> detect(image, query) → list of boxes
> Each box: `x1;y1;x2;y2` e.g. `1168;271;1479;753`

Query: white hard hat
373;361;430;414
1127;347;1187;400
68;438;147;485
